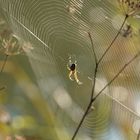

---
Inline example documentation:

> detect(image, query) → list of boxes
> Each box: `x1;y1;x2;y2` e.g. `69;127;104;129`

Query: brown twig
0;54;8;73
137;128;140;140
88;32;98;99
97;14;128;65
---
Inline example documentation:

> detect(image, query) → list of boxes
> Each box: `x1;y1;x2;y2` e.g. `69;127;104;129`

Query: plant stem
0;54;8;73
88;32;97;63
90;63;98;100
71;100;93;140
0;54;8;92
137;128;140;140
88;32;98;99
97;14;128;65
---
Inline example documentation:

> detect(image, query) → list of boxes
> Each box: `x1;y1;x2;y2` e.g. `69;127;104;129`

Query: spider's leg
67;64;70;70
75;60;77;65
74;70;82;85
77;70;80;73
69;71;74;81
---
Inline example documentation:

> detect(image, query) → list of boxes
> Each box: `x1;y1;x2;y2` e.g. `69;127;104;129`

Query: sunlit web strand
105;93;140;118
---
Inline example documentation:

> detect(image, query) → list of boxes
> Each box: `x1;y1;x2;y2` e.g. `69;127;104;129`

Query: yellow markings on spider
67;57;82;85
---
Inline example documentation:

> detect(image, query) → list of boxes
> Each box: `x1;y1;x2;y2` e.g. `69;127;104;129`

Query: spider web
1;0;140;139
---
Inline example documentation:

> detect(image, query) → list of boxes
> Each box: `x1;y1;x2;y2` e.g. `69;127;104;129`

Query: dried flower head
118;0;140;17
121;23;133;37
0;34;23;56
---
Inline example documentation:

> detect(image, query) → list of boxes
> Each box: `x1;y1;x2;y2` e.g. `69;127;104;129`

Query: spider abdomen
70;64;75;71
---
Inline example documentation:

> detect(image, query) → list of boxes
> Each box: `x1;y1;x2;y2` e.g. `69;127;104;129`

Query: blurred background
0;0;140;140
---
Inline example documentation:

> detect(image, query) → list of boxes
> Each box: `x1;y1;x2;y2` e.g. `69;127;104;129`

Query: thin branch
90;64;98;100
88;32;97;63
92;51;140;102
137;128;140;140
0;55;8;92
0;54;8;73
71;100;93;140
97;14;128;65
88;32;98;99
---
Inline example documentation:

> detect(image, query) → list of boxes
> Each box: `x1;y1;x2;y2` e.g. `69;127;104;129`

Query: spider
67;56;82;85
